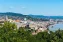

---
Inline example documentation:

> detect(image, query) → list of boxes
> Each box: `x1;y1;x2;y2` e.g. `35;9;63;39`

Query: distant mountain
47;16;63;19
28;14;44;18
28;14;63;19
0;12;23;16
0;12;31;20
0;12;63;20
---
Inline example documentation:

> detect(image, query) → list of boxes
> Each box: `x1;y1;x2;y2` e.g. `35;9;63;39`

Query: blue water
49;23;63;32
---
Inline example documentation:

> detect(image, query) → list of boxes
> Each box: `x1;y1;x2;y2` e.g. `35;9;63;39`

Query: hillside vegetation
0;22;63;42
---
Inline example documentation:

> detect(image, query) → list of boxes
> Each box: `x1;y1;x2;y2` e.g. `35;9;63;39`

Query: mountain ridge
0;12;63;19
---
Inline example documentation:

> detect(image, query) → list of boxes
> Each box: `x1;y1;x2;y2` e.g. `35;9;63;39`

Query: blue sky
0;0;63;16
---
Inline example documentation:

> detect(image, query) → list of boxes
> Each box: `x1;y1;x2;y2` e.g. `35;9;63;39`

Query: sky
0;0;63;16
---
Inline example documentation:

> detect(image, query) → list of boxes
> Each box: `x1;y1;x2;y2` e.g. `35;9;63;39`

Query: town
0;15;63;35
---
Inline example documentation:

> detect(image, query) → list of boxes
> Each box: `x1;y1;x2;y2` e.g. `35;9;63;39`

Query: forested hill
0;12;63;19
0;12;24;16
0;12;32;20
29;15;63;19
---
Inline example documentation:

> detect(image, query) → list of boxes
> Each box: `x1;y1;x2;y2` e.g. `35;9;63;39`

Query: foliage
0;22;63;42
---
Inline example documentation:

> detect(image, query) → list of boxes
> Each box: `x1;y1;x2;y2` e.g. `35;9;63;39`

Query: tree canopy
0;22;63;42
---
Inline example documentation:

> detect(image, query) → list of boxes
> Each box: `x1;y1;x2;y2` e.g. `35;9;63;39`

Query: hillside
29;14;63;19
0;12;63;20
0;12;31;20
